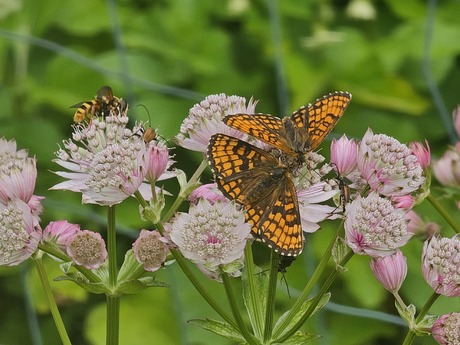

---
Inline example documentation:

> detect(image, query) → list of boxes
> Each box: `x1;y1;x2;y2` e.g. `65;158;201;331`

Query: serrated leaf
188;318;246;343
272;331;320;344
116;277;168;295
54;273;109;294
273;293;331;339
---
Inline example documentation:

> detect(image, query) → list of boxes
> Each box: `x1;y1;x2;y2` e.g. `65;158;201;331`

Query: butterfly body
208;91;352;256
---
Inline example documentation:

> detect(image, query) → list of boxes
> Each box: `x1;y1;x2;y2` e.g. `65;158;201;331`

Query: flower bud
370;250;407;293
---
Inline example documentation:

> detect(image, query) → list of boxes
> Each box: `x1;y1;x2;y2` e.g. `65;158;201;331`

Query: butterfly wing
223;114;295;154
248;175;303;256
291;91;352;151
207;133;303;256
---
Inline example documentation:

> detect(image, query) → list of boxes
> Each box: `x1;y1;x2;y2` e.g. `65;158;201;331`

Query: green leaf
54;272;109;294
332;237;349;272
188;319;246;343
116;276;168;295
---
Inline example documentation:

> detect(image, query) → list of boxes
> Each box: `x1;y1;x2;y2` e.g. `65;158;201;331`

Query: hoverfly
71;86;127;123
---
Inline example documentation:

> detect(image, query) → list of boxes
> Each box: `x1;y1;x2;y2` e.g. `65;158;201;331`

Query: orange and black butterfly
207;92;351;256
71;86;127;123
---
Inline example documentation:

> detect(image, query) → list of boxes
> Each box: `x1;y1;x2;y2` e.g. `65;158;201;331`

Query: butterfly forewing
223;114;295;154
292;91;352;151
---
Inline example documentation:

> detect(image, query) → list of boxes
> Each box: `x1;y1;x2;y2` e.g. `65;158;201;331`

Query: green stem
402;292;440;345
107;206;118;288
162;159;208;222
221;272;258;345
169;248;237;329
32;256;71;345
427;193;460;233
243;243;264;339
274;249;354;343
106;206;120;345
263;251;279;342
106;295;120;345
272;225;344;339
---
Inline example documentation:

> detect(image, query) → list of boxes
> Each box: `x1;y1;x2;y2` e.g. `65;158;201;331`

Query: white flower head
167;199;251;274
51;115;148;206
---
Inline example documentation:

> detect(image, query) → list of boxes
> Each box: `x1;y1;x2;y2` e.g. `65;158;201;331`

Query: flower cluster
0;138;43;266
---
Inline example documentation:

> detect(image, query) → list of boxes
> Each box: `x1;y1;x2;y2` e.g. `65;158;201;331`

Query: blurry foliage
0;0;459;344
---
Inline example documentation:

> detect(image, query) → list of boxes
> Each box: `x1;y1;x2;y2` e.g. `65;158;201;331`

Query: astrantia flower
42;220;80;250
132;230;169;272
344;192;413;257
410;140;431;170
51;115;148;206
330;135;358;177
406;210;439;239
167;199;251;276
422;235;460;297
0;138;43;218
176;94;257;152
0;198;41;266
66;230;107;269
297;181;340;232
188;183;228;205
357;128;425;197
145;140;175;183
433;143;460;187
370;249;407;293
432;312;460;345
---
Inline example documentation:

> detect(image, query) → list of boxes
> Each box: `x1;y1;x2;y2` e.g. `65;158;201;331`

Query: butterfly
207;92;351;256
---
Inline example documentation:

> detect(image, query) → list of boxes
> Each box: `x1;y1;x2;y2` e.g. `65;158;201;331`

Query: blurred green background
1;0;460;344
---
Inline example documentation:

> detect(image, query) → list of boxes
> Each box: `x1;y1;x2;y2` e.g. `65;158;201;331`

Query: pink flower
176;94;257;152
422;235;460;297
391;195;414;209
330;135;358;176
51;115;148;206
406;210;439;239
42;220;80;249
357;128;425;197
0;198;41;266
297;181;340;233
370;250;407;293
0;138;44;218
188;183;228;205
132;230;169;272
344;192;413;257
432;312;460;345
66;230;107;269
145;141;175;183
433;143;460;187
167;199;251;277
410;140;431;169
